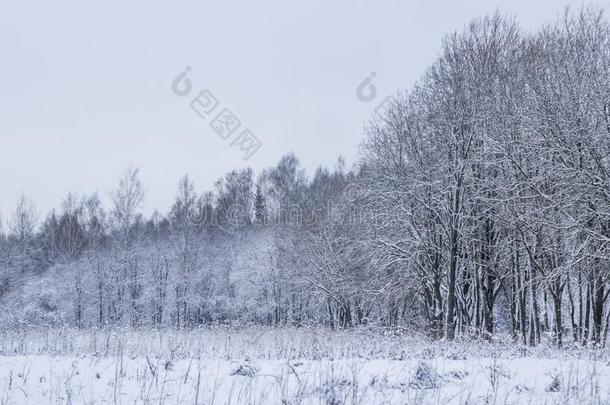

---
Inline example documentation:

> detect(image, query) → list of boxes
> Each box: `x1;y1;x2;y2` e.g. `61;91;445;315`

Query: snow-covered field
0;328;609;404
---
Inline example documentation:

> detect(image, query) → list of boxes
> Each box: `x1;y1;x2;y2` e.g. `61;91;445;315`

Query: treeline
0;156;371;331
1;7;610;348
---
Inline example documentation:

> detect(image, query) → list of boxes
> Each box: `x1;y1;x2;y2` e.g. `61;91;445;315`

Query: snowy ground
0;328;609;404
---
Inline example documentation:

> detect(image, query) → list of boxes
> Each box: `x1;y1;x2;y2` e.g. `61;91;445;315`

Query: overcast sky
1;0;608;220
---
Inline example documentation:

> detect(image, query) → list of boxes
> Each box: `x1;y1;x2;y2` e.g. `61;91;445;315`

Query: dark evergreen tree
254;184;267;225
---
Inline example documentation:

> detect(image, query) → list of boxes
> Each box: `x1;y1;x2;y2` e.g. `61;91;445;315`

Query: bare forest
2;6;610;404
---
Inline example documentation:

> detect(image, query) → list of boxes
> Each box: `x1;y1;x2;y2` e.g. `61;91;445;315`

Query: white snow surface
0;327;609;404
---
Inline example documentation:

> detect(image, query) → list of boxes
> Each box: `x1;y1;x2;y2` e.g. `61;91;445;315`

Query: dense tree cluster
1;7;610;348
360;7;610;347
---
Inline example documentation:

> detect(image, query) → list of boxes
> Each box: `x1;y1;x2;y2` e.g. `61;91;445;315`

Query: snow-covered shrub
409;362;441;389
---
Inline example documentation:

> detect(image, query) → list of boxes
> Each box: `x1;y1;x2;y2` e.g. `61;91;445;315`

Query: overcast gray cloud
1;0;607;218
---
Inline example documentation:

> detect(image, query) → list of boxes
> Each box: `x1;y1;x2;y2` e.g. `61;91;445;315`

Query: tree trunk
446;226;459;340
